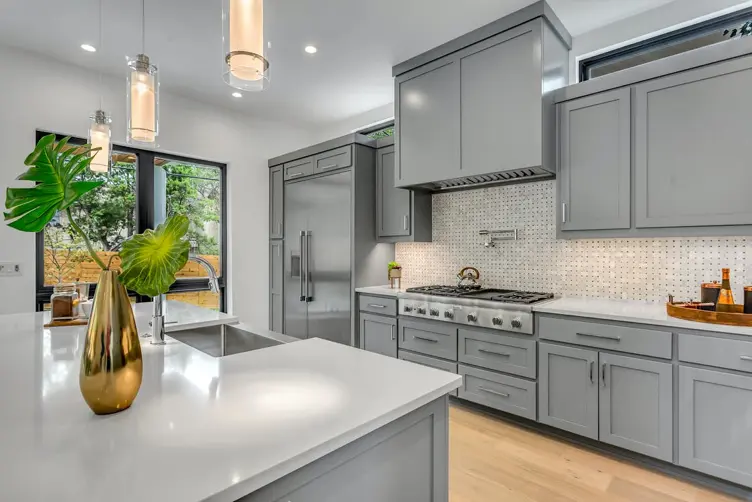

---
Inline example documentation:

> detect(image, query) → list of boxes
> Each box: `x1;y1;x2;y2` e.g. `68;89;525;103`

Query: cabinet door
635;56;752;228
361;313;397;358
599;353;673;462
559;88;631;231
395;58;460;187
539;343;599;439
460;24;541;176
679;366;752;487
269;241;283;332
269;165;284;239
376;146;411;238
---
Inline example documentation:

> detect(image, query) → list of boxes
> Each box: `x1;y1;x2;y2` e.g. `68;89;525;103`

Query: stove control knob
429;308;439;317
492;316;503;326
403;305;413;313
467;312;478;322
444;310;454;320
417;307;427;315
511;318;522;329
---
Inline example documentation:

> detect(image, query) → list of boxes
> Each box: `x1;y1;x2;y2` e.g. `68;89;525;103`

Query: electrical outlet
0;263;21;276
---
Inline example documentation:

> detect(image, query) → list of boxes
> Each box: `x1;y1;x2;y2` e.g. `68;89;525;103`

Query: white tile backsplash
395;180;752;302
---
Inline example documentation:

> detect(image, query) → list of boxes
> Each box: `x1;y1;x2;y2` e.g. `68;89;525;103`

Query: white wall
570;0;752;81
0;44;316;326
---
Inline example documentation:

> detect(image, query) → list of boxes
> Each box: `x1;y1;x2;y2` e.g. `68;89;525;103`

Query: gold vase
80;270;142;415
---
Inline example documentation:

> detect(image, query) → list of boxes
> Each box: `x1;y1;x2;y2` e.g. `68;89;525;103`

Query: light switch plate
0;263;21;276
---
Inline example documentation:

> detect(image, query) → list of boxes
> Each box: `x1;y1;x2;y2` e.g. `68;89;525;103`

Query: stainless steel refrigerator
283;144;393;345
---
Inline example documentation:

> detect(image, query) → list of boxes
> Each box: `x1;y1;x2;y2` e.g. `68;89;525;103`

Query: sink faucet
150;240;220;344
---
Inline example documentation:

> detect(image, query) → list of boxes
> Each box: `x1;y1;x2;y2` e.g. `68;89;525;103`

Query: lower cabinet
539;343;673;461
459;364;536;420
269;241;284;333
361;313;397;358
679;366;752;486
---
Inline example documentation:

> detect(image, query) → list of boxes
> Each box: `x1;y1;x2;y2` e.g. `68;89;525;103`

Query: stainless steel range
399;285;554;335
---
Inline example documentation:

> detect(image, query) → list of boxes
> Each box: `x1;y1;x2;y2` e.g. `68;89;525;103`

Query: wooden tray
666;302;752;327
44;318;89;328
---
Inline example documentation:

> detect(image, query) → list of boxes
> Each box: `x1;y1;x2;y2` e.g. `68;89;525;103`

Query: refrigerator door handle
299;231;305;302
306;230;313;302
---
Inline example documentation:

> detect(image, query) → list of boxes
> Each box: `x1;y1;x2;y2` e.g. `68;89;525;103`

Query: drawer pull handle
478;348;510;357
479;386;509;398
589;360;594;384
741;355;752;362
288;172;305;178
413;335;438;343
391;325;395;341
577;332;621;342
319;163;339;170
368;304;387;309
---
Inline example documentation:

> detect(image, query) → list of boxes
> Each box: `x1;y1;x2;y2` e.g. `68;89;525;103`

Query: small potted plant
388;261;402;289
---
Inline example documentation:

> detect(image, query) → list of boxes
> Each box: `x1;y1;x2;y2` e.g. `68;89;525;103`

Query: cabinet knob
511;318;522;329
467;313;477;322
429;308;439;317
492;317;503;326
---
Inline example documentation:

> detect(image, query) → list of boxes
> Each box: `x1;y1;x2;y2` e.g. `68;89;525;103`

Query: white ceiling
0;0;676;128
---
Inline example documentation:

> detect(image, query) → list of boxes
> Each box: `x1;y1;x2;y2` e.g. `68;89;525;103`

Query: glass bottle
50;283;79;321
716;268;735;312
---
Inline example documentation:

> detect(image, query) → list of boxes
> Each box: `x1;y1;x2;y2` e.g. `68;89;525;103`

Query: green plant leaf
119;215;190;297
4;134;103;232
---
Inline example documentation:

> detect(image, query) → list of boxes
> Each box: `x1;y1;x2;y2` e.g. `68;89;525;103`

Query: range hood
419;166;554;192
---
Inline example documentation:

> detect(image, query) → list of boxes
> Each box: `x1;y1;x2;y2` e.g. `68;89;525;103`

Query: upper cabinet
557;50;752;238
376;142;432;242
269;164;284;239
392;3;571;191
559;88;631;232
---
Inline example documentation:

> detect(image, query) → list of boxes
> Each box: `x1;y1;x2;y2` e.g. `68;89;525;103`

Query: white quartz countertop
534;297;752;336
0;305;461;502
147;299;239;331
355;285;416;297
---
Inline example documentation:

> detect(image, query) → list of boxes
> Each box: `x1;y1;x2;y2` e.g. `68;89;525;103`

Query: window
579;7;752;82
36;131;227;312
358;122;395;140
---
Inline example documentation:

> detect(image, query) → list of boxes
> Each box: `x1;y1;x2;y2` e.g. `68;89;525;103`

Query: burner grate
406;285;553;304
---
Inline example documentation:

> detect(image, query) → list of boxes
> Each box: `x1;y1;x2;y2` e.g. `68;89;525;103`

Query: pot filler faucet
150;240;220;345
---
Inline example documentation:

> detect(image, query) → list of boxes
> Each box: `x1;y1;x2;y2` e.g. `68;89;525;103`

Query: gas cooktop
405;285;553;304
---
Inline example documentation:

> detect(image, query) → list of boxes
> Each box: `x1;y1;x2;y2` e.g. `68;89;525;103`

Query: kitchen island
0;303;461;502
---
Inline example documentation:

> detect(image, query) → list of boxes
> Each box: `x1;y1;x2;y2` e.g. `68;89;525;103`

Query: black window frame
34;130;228;312
579;6;752;82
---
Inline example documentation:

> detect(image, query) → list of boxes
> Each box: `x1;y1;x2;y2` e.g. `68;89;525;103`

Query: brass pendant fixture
80;270;143;415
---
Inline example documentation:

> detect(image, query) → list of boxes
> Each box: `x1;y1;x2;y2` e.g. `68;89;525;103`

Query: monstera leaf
4;134;103;232
119;215;191;297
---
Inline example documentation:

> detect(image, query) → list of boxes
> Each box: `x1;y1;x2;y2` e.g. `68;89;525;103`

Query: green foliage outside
366;126;394;140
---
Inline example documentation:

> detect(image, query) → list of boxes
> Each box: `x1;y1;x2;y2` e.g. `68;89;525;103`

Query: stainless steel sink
168;323;298;357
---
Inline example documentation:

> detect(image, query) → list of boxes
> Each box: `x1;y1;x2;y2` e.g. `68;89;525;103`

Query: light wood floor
449;404;744;502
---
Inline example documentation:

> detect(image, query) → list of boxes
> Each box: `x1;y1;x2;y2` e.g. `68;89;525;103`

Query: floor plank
449;404;743;502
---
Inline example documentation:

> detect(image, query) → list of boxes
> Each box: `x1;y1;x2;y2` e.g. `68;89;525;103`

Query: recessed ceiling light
80;44;97;53
304;45;317;54
232;92;243;98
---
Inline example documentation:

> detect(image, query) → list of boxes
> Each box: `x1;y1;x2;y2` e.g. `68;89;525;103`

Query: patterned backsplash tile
395;180;752;303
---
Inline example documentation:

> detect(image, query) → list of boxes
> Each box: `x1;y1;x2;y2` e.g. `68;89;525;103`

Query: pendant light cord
141;0;146;54
98;0;103;110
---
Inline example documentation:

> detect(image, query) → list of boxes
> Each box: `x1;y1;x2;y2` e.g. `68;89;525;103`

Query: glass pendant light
88;0;111;173
222;0;270;91
127;0;159;146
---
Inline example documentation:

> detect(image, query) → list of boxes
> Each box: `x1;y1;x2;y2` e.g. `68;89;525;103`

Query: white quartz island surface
0;306;461;502
534;297;752;336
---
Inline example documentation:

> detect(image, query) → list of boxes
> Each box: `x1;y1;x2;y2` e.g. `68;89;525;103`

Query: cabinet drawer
398;318;457;361
458;328;536;378
358;295;397;317
538;315;671;359
314;146;352;173
679;334;752;374
458;364;536;420
283;157;314;180
399;350;458;396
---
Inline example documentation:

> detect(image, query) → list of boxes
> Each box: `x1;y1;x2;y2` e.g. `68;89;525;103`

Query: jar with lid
51;283;79;321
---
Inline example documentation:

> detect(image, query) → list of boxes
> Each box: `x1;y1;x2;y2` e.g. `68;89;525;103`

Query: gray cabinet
395;59;460;187
599;353;673;462
314;145;352;174
269;241;283;332
398;319;458;361
538;343;599;439
679;366;752;487
635;56;752;229
376;144;432;242
361;313;397;358
460;25;541;177
269;165;284;239
458;364;537;420
559;88;631;232
284;157;314;180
